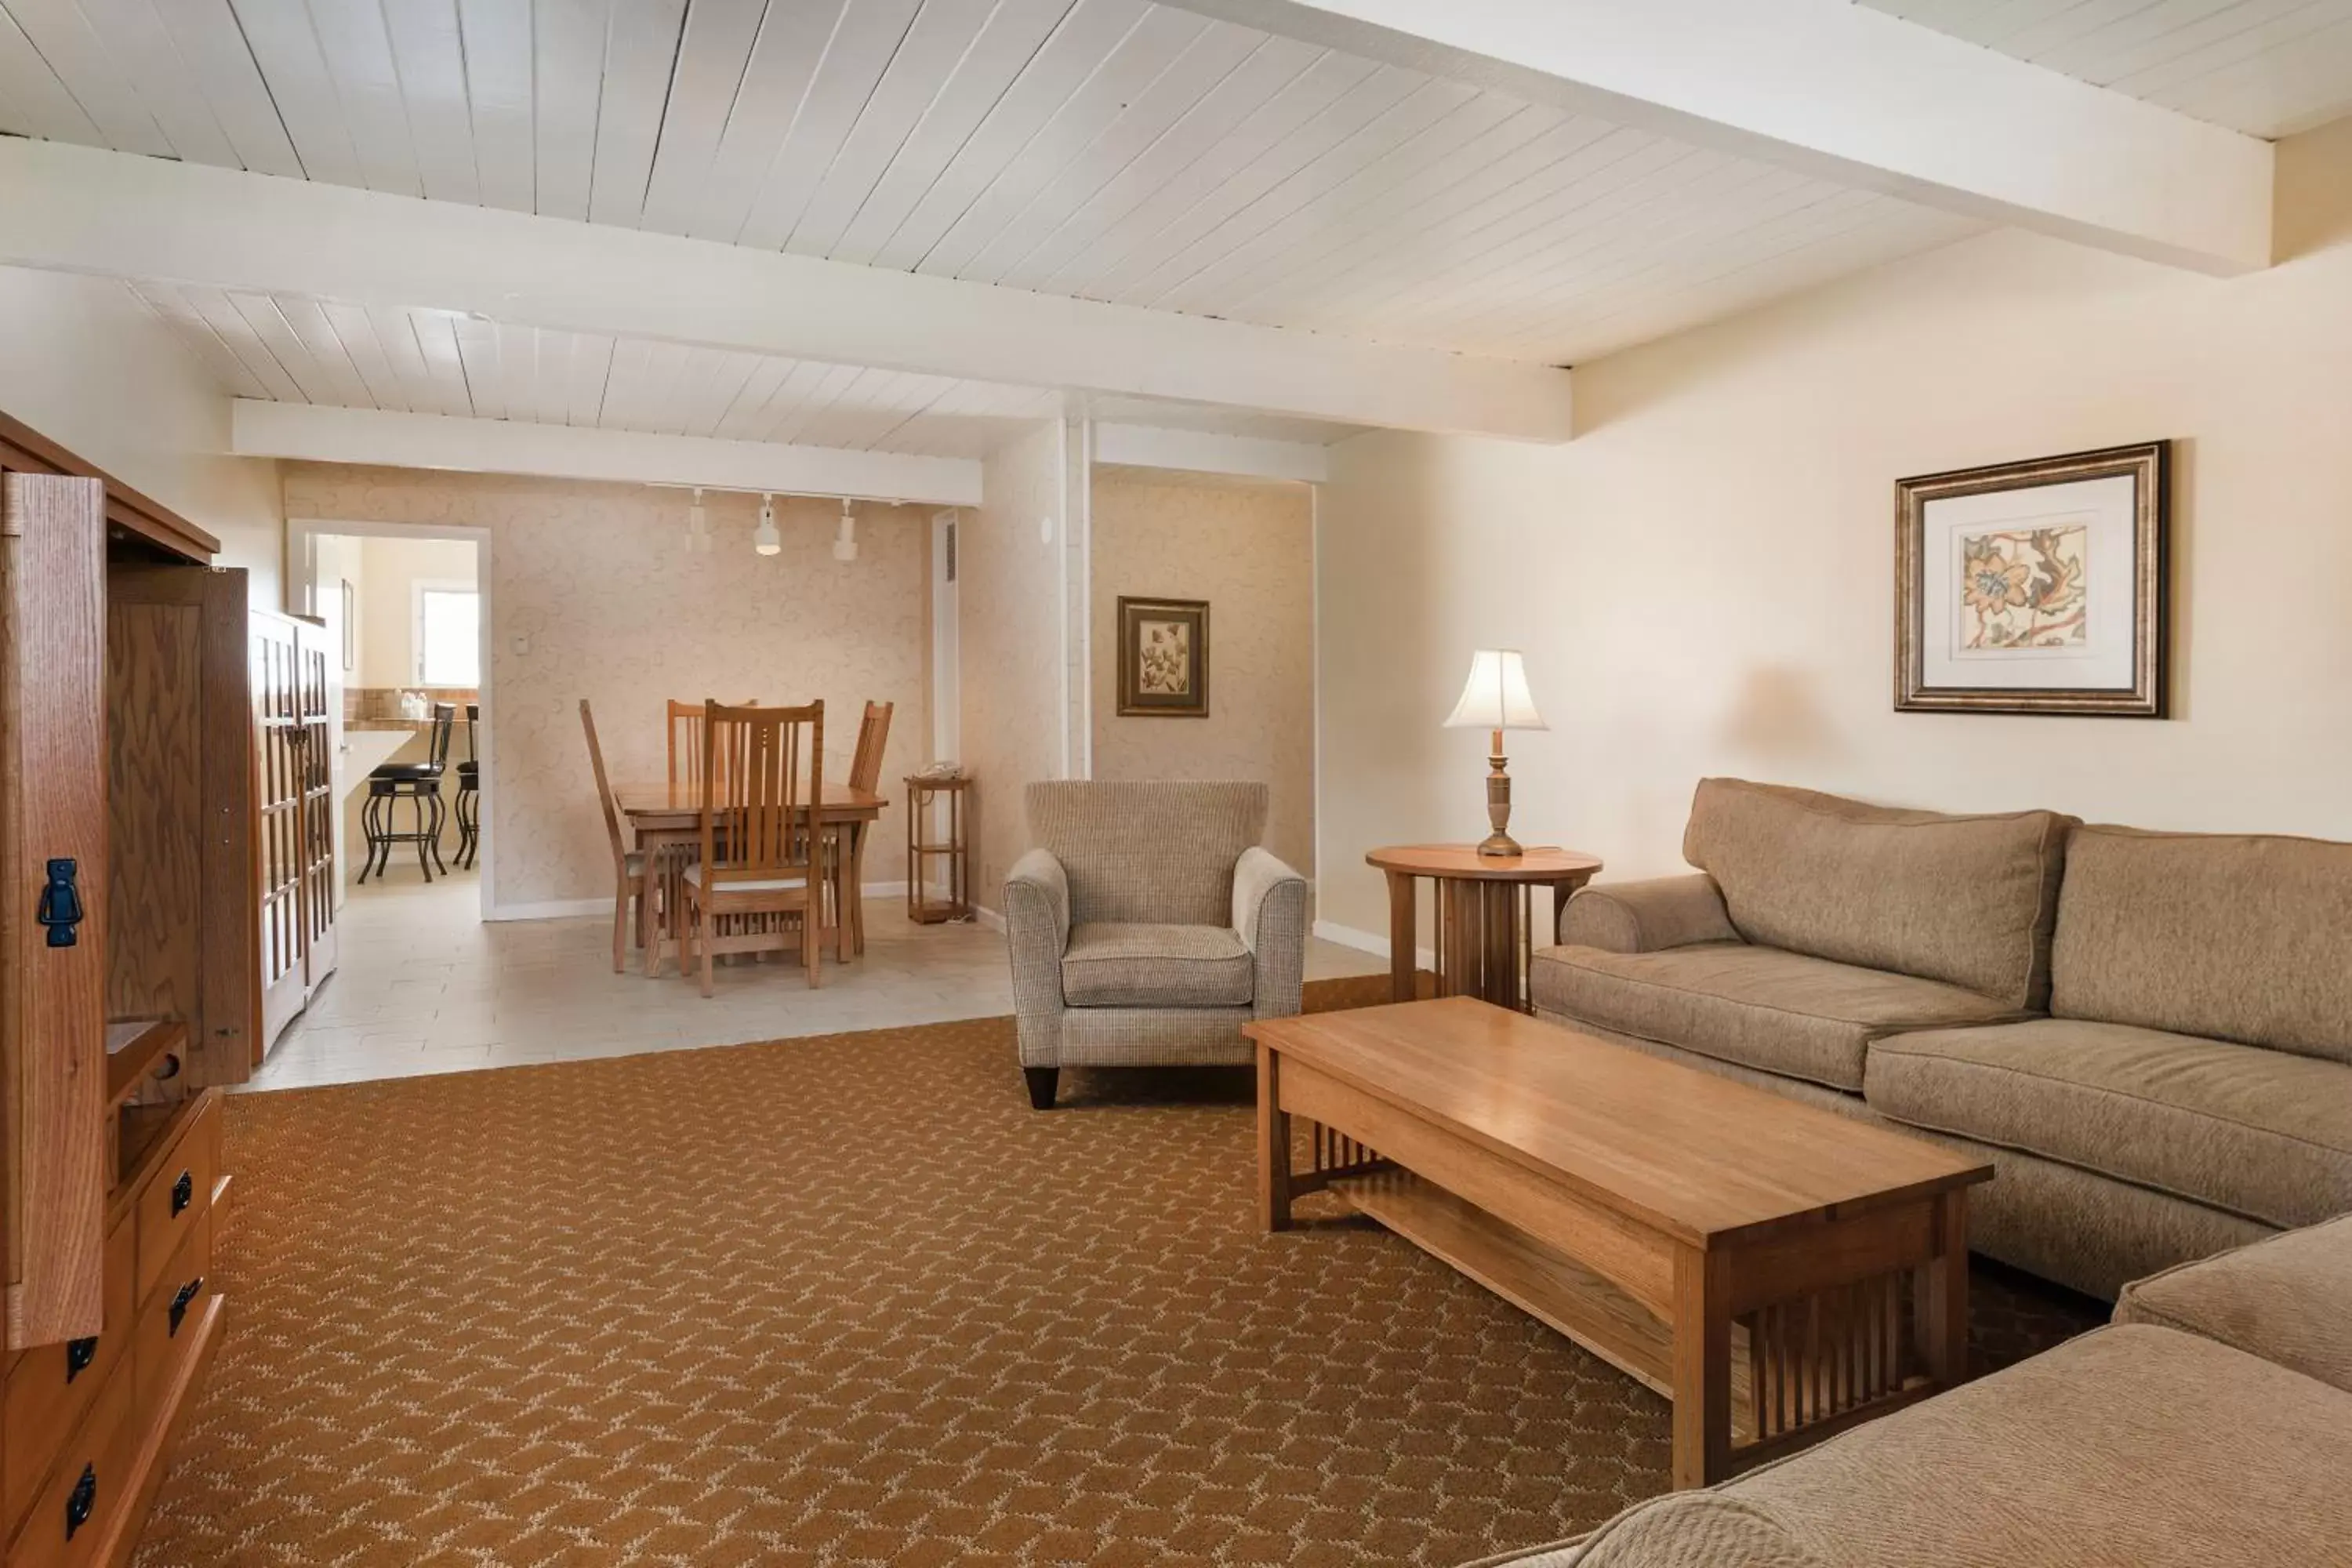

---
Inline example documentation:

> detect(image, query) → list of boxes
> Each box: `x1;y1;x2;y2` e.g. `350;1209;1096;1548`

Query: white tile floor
250;869;1385;1091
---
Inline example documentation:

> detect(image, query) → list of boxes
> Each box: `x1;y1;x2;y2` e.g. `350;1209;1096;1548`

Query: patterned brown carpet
136;983;2103;1567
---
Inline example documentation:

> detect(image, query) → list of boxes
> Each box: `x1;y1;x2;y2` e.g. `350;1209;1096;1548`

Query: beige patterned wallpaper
281;464;931;911
1089;466;1316;876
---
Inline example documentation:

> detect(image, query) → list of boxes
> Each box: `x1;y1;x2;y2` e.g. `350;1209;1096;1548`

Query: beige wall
355;535;480;688
1316;118;2352;941
0;266;283;604
959;422;1069;909
282;465;931;912
1089;466;1316;875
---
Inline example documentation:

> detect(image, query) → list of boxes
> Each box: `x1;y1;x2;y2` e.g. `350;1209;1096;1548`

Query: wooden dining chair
681;700;826;996
668;696;760;793
831;700;893;957
579;699;651;973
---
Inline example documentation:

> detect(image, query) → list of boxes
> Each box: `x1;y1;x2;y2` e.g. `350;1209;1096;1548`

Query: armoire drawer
132;1094;219;1307
1;1217;134;1541
3;1354;135;1568
134;1210;212;1421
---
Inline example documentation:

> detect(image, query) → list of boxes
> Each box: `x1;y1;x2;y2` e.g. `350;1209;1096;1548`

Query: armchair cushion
1062;924;1254;1008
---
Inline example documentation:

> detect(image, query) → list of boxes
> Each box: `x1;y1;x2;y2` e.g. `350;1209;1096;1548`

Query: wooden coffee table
1246;998;1993;1488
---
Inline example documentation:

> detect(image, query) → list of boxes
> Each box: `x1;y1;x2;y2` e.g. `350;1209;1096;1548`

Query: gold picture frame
1116;597;1210;718
1895;441;2169;717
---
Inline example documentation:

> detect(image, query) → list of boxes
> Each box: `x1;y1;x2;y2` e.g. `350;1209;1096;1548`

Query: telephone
913;760;965;782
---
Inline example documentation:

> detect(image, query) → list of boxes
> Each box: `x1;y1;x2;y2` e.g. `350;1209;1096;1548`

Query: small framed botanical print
1116;597;1209;718
1896;441;2169;717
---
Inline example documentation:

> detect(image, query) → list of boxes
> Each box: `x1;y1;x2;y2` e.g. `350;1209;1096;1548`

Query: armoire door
251;613;307;1051
0;474;108;1347
294;616;337;996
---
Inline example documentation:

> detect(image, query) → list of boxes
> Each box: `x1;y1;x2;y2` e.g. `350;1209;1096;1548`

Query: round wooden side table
1367;844;1604;1011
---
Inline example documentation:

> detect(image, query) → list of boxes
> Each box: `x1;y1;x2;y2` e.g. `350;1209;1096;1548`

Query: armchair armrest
1558;874;1740;954
1233;846;1309;1019
1004;850;1071;1058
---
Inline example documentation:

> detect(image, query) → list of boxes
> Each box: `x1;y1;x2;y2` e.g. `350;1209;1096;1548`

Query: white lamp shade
1443;648;1547;731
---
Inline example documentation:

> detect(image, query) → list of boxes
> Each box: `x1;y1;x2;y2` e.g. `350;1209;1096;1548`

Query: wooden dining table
613;781;891;978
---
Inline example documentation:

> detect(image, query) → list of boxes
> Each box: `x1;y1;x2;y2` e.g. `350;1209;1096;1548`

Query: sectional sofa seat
1530;779;2352;1300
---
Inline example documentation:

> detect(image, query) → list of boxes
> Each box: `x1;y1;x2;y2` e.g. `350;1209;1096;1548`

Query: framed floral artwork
1116;597;1210;717
1896;441;2169;717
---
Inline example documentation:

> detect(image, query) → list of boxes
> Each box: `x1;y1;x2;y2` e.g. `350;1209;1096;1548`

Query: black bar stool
454;702;481;869
360;702;455;884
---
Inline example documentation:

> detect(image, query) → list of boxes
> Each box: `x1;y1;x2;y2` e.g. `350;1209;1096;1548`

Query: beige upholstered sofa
1474;1215;2352;1568
1003;781;1308;1109
1532;779;2352;1300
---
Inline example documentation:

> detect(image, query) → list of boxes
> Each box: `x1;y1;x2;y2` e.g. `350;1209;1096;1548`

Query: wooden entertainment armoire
0;413;241;1566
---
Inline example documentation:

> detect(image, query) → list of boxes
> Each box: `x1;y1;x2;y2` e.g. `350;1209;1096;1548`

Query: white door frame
287;517;497;922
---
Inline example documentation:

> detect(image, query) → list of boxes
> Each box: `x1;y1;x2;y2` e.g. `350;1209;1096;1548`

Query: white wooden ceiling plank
784;0;1006;258
871;412;994;457
835;378;953;451
452;310;505;419
319;299;414;412
709;354;794;440
1134;74;1483;310
180;284;311;400
489;318;537;422
405;309;476;416
2151;11;2352;132
564;332;614;426
456;0;532;212
526;325;573;426
630;340;700;436
747;358;840;442
677;348;764;437
1038;45;1369;296
766;361;868;445
126;281;275;397
825;0;1094;264
5;0;167;151
916;5;1218;278
684;0;844;243
733;0;927;251
379;0;479;204
64;0;241;165
593;335;652;430
363;304;449;413
637;0;768;236
2029;0;2284;80
278;294;385;408
955;17;1273;285
531;0;607;220
227;289;355;403
1153;94;1567;320
862;0;1150;272
796;368;926;448
1095;60;1421;304
0;5;103;140
1283;136;1742;336
227;0;368;186
154;0;304;175
2103;0;2351;94
585;0;685;227
991;31;1320;292
299;0;423;194
1991;0;2186;62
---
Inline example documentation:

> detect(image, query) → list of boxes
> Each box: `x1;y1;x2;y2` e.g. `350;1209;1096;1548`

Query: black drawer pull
171;1170;193;1215
64;1336;96;1383
36;858;82;949
169;1277;203;1336
64;1465;95;1539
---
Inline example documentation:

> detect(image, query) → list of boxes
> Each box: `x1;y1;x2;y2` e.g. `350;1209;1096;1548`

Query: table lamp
1443;649;1546;857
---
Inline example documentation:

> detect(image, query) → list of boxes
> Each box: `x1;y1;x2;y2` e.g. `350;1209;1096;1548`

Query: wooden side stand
906;773;972;924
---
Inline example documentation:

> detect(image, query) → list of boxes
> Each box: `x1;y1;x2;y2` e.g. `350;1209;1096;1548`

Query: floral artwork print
1959;524;2088;651
1137;620;1192;695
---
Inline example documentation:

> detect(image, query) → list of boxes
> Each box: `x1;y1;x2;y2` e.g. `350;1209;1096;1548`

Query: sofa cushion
1865;1018;2352;1229
1571;1325;2352;1568
1530;943;2026;1093
1681;779;2072;1010
2114;1215;2352;1394
2050;825;2352;1066
1061;922;1254;1007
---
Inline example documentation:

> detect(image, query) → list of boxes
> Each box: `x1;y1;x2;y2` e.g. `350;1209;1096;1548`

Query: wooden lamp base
1478;739;1521;858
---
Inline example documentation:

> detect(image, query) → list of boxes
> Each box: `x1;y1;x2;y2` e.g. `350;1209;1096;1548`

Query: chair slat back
700;701;824;884
670;696;758;791
426;702;457;770
849;700;893;794
579;699;628;866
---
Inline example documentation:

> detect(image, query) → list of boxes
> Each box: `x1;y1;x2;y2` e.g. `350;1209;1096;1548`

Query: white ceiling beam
1093;423;1330;484
230;401;983;506
1161;0;2274;276
0;139;1575;441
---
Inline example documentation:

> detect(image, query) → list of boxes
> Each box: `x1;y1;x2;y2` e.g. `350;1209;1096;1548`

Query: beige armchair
1004;781;1308;1109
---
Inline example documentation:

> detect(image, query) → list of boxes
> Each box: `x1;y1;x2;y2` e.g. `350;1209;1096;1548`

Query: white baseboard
1313;918;1435;972
490;880;912;924
971;902;1005;932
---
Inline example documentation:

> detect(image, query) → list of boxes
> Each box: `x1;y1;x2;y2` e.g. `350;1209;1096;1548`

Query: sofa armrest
1233;846;1309;1019
1558;874;1739;953
1004;849;1072;1033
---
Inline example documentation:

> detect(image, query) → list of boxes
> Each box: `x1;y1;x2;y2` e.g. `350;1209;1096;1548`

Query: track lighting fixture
753;493;781;557
833;497;858;563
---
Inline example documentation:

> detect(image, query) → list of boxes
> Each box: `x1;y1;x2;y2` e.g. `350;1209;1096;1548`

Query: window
416;586;481;687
